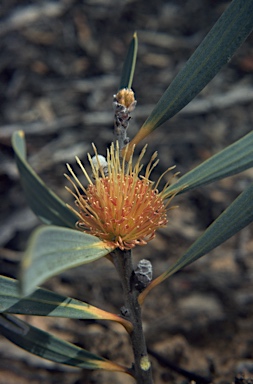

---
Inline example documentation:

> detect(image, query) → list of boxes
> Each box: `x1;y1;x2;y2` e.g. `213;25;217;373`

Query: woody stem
112;248;153;384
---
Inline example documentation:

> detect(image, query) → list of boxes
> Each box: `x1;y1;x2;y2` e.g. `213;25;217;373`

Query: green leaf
20;226;115;296
12;131;77;228
0;314;129;373
0;276;132;332
166;181;253;276
140;181;253;303
119;32;138;90
126;0;253;151
165;130;253;196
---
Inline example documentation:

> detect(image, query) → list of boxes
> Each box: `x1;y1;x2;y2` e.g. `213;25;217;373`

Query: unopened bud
134;259;153;292
91;155;108;177
114;88;136;110
91;155;107;169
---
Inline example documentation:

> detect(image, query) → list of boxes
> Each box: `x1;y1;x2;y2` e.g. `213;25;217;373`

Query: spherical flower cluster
65;142;177;250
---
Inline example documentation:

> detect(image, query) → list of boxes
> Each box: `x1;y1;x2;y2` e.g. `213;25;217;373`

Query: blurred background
0;1;253;383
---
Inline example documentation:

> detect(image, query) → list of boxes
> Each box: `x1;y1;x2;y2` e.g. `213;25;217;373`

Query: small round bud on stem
91;154;108;177
113;88;137;149
134;259;153;292
91;155;107;169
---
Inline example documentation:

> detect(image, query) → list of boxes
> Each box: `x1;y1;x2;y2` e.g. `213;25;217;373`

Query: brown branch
112;249;153;384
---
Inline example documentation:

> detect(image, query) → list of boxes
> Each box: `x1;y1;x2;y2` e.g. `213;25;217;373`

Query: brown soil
0;1;253;383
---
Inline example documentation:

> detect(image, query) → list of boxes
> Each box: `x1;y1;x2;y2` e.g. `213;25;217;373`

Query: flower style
65;142;177;250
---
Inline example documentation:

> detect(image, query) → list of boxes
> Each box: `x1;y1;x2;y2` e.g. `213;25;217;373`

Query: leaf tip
18;130;25;138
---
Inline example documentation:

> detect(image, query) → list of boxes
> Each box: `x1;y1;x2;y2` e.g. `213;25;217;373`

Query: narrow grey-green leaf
140;181;253;303
127;0;253;149
162;181;253;280
0;314;128;373
119;32;138;90
12;131;77;228
165;130;253;196
0;276;130;327
20;226;115;296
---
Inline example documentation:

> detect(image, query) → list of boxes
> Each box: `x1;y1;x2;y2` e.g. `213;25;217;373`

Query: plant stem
112;248;153;384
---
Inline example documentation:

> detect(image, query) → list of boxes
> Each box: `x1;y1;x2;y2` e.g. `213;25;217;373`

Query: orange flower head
65;142;177;250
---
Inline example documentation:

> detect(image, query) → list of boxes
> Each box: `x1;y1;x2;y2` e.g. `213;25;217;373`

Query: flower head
65;142;177;250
